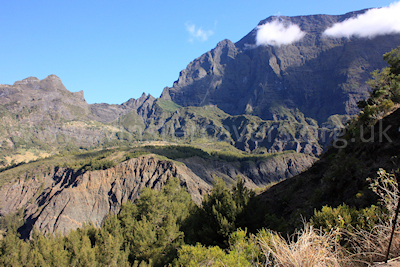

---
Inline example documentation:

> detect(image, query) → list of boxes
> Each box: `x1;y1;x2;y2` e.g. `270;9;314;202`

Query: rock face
0;155;212;236
0;152;315;236
179;153;315;186
0;74;335;161
161;11;400;123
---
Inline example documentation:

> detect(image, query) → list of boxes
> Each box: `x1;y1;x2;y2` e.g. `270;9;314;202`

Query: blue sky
0;0;396;104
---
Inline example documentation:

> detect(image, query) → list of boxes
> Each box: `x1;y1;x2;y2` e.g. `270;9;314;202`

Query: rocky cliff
0;150;315;236
161;11;400;123
0;74;338;168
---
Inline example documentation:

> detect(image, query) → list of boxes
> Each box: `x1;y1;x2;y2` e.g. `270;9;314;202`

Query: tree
64;224;97;267
118;177;193;266
358;46;400;120
173;229;263;266
95;214;129;266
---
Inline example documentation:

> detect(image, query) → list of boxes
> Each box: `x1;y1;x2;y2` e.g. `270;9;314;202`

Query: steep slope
0;148;315;236
161;10;400;123
0;154;211;236
0;75;156;165
256;107;400;229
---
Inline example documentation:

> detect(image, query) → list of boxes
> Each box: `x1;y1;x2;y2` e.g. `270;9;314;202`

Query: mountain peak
216;39;234;48
42;74;61;82
13;76;40;85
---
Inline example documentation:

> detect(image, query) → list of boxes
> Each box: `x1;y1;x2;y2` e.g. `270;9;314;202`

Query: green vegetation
182;177;255;247
355;47;400;126
0;177;260;266
154;99;182;113
145;145;210;160
0;143;299;190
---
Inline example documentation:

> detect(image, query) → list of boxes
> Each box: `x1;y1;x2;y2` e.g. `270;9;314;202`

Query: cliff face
161;11;400;123
0;151;315;236
0;155;211;236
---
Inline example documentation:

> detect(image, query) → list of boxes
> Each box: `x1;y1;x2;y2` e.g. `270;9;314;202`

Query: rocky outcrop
241;153;315;184
0;155;211;236
0;75;157;157
0;150;315;236
162;11;400;123
179;152;316;187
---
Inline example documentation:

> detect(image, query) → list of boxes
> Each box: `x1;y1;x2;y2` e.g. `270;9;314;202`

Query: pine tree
118;177;193;266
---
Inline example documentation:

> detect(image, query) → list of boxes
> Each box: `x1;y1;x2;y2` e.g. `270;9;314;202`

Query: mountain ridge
162;10;400;123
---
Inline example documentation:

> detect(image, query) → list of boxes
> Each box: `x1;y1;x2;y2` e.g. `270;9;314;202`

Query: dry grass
346;224;400;264
335;168;400;265
257;223;351;267
346;168;400;264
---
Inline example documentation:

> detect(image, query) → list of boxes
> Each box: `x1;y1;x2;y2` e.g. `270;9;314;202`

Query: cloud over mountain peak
255;19;306;46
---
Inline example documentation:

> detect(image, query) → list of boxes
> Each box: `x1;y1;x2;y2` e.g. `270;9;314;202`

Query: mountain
161;10;400;123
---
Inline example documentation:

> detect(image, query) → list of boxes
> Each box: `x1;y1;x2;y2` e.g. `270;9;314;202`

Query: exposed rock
179;152;316;187
162;11;400;123
0;149;316;236
0;155;211;236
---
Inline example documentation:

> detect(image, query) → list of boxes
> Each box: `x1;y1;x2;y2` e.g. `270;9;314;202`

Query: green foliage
64;225;97;267
185;177;256;248
311;204;384;233
357;46;400;123
83;158;116;171
146;145;210;160
210;149;296;163
95;215;129;266
0;178;193;267
264;213;288;234
173;228;263;266
125;149;150;160
0;232;30;266
0;208;25;235
155;99;182;113
118;177;194;266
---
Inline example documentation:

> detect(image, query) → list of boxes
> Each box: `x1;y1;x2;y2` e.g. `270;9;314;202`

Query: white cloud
185;22;214;42
255;19;306;46
324;1;400;38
